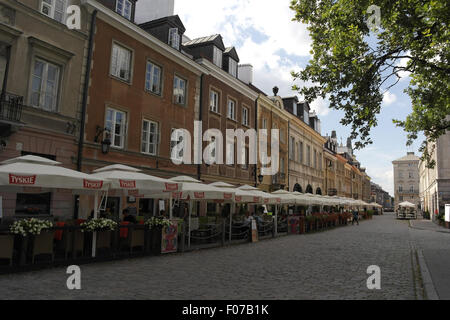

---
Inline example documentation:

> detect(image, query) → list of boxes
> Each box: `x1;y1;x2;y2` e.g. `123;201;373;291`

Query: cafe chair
32;231;54;264
0;235;14;266
129;227;145;254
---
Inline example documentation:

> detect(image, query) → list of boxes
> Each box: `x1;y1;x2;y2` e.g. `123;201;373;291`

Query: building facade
80;0;207;219
283;97;325;194
254;88;289;192
182;35;258;186
0;0;89;220
419;128;450;219
392;152;420;209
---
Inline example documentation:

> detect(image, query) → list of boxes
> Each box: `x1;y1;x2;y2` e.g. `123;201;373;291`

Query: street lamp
95;126;111;154
258;173;264;184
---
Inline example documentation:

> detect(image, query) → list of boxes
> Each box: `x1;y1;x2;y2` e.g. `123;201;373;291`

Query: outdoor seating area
0;155;379;273
396;202;417;220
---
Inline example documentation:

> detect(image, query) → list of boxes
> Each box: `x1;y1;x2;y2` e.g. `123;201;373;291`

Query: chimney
331;130;337;139
145;0;175;21
238;64;253;84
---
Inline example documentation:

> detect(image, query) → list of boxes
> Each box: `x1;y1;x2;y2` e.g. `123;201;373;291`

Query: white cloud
383;91;397;106
136;0;312;99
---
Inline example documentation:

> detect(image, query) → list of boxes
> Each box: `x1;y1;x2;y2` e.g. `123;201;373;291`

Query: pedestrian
352;209;359;226
122;208;137;224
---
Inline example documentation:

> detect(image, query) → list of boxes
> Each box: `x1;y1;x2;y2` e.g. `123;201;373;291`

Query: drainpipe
287;121;290;191
254;98;258;188
74;9;97;219
197;74;204;181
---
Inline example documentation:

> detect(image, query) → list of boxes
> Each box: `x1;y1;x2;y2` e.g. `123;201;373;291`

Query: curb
416;249;440;300
409;220;450;234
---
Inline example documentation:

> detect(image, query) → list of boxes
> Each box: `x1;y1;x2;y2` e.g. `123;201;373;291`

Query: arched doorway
294;183;302;193
306;185;313;194
316;188;322;195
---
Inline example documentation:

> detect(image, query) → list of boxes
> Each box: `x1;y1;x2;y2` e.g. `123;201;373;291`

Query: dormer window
213;46;223;68
229;58;237;77
116;0;132;20
293;103;297;116
169;28;180;50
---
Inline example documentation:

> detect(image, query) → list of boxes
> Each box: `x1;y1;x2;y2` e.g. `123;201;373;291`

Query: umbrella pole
188;200;192;249
274;205;278;237
229;203;234;243
169;194;173;219
92;192;99;258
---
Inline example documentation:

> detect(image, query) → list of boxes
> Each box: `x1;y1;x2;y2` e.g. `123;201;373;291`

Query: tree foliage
290;0;449;166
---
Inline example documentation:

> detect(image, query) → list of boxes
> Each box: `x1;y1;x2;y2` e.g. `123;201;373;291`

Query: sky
135;0;423;196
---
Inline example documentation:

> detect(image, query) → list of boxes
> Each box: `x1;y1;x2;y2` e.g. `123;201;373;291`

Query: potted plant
9;218;54;237
145;217;172;254
9;218;54;264
80;218;117;254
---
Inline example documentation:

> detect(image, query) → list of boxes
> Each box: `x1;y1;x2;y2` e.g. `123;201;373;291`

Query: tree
290;0;449;167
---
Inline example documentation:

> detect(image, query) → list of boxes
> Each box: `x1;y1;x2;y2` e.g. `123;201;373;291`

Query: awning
91;164;179;193
0;155;108;192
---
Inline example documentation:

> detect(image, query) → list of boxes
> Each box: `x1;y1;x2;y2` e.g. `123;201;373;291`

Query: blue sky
136;0;423;196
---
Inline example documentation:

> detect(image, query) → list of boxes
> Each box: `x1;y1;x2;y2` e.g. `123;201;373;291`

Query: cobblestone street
0;214;424;300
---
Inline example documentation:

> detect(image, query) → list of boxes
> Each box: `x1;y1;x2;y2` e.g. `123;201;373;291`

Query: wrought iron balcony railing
0;92;23;123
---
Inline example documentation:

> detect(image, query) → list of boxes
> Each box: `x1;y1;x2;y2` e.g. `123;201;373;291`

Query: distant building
392;152;421;209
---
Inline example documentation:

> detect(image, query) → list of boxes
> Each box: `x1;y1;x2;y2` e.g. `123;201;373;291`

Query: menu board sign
161;221;178;254
251;218;258;243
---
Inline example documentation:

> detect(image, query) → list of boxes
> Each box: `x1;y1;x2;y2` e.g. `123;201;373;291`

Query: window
110;43;132;82
168;28;180;50
31;58;60;112
399;185;403;192
15;193;51;216
227;99;236;120
213;46;223;67
409;172;413;179
229;58;237;77
289;137;295;160
115;0;132;20
242;107;249;126
314;150;317;168
210;90;219;113
280;128;285;143
170;128;184;162
173;76;186;105
41;0;66;23
280;157;285;174
105;108;127;148
293;103;297;116
145;61;162;95
307;145;311;166
410;186;414;192
242;147;249;169
262;118;268;129
298;142;303;163
141;120;159;155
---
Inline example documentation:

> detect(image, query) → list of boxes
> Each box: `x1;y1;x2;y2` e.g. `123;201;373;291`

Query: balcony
0;92;23;124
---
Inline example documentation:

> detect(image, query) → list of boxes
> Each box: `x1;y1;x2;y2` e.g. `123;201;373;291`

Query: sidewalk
409;219;450;234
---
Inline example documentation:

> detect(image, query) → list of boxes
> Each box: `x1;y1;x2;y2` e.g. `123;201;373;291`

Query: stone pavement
408;219;450;300
410;219;450;233
0;215;422;300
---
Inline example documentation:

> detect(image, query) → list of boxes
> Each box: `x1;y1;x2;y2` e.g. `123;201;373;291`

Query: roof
224;47;239;62
247;83;268;96
139;15;186;34
182;34;225;50
392;153;420;163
